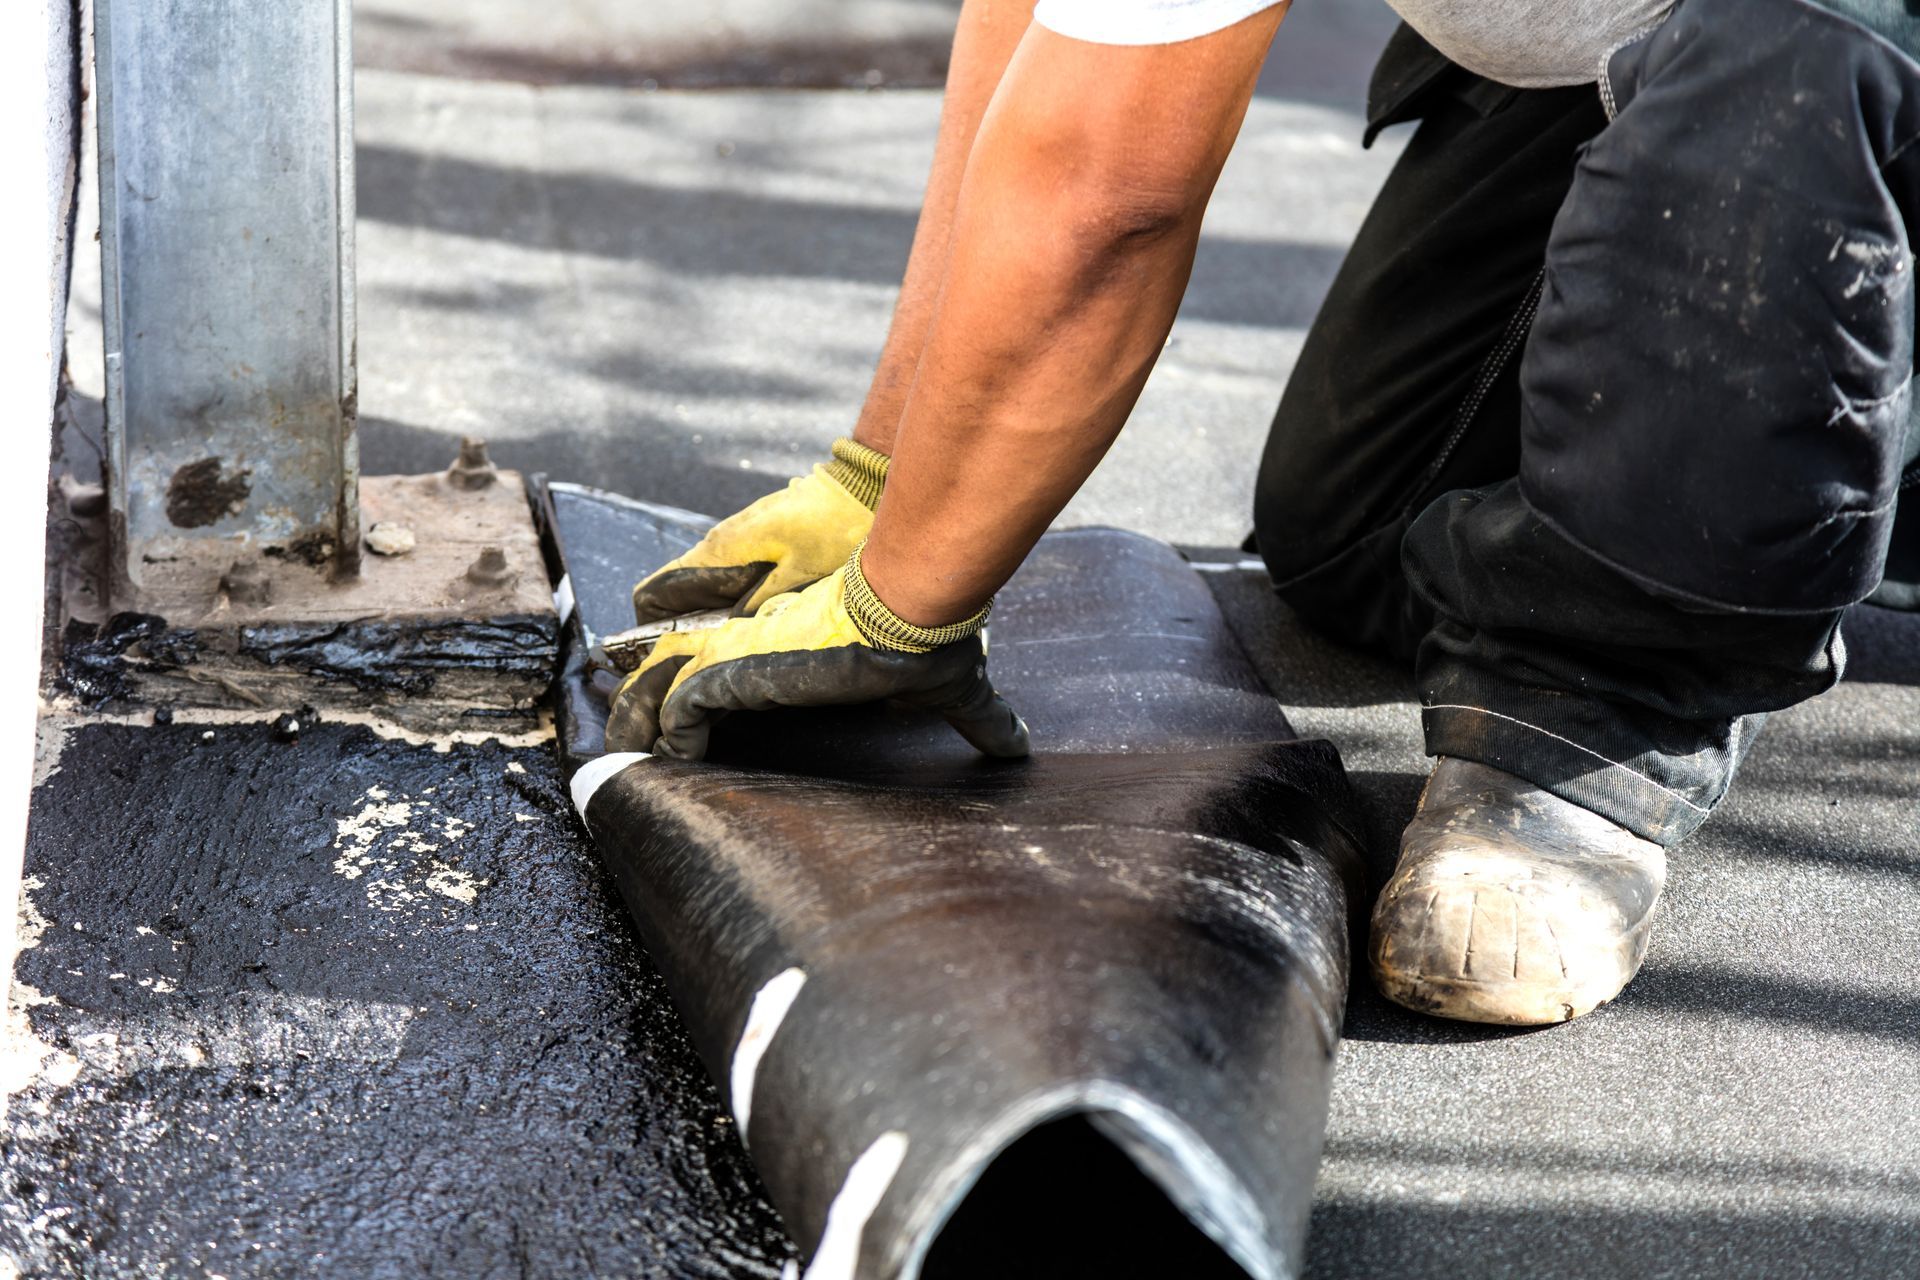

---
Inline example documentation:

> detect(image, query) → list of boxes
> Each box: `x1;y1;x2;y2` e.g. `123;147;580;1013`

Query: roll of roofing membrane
536;481;1368;1280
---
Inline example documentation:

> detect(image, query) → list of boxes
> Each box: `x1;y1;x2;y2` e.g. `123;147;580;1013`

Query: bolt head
466;545;515;587
448;437;499;490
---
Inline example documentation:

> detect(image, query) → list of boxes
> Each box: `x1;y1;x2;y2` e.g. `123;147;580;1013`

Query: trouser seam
1399;269;1545;522
1596;16;1671;121
1425;702;1711;815
1270;264;1545;593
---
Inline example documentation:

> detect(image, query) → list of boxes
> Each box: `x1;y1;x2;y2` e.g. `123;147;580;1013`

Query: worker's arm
853;0;1038;451
609;11;1285;758
862;10;1284;624
629;0;1034;622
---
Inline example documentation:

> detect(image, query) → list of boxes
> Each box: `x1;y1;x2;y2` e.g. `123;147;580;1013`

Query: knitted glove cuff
821;437;891;511
843;544;991;654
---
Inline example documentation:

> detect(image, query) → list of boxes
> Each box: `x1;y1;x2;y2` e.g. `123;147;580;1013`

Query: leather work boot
1369;758;1667;1026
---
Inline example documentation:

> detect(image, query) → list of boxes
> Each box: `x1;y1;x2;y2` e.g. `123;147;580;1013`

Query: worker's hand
605;549;1029;762
631;438;889;624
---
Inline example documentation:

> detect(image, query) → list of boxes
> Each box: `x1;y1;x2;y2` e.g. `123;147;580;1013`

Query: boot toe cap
1369;848;1659;1025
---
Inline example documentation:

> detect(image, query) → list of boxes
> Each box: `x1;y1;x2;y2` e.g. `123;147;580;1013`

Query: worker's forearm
858;16;1279;628
851;0;1034;454
859;188;1206;626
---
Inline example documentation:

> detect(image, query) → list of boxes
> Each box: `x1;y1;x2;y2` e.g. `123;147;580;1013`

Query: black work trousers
1253;0;1920;844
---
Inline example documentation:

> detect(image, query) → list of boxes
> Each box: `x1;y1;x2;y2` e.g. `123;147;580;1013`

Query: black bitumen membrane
552;492;1366;1277
6;719;793;1278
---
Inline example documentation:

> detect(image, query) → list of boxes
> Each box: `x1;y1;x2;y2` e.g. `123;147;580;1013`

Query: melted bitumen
238;615;557;695
56;609;555;706
5;719;795;1278
56;614;201;707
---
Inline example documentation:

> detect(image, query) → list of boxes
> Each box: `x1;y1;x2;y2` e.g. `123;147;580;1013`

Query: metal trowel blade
590;608;733;675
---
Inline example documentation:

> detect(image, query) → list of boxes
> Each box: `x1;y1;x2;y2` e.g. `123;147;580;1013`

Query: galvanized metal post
96;0;358;606
81;1;556;717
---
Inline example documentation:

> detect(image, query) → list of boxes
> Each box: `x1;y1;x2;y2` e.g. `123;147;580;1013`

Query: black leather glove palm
605;549;1029;762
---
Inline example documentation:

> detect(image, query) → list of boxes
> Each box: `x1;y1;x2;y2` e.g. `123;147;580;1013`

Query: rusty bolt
465;546;515;588
447;437;499;491
221;557;272;606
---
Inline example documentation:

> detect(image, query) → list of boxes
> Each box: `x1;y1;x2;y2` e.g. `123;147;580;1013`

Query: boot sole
1370;910;1655;1027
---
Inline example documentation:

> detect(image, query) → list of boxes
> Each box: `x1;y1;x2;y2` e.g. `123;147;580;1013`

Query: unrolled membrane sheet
535;479;1368;1280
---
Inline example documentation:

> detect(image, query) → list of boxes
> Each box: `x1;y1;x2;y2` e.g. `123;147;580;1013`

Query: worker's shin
1404;483;1844;846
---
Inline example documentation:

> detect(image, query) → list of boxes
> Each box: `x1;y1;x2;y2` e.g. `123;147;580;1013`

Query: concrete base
59;467;557;721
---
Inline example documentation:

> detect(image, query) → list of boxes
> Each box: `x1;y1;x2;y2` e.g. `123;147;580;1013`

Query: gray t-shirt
1033;0;1677;88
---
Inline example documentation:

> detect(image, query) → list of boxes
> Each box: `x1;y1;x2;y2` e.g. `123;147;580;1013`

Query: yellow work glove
631;437;889;624
605;546;1030;762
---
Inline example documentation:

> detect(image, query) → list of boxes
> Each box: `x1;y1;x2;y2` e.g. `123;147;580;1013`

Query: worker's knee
1253;405;1438;658
1251;411;1369;586
1517;0;1920;612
